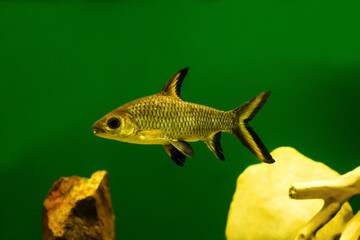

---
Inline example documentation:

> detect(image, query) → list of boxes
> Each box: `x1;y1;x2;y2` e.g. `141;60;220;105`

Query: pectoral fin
163;144;186;167
169;140;194;158
204;132;225;161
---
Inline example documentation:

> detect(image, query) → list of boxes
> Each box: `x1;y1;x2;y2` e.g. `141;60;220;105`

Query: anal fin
204;132;225;161
169;140;194;158
163;144;187;167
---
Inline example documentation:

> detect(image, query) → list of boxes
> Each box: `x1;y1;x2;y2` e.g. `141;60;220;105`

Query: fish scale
127;94;234;141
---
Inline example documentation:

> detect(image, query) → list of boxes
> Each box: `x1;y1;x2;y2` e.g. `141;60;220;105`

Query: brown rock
42;171;115;240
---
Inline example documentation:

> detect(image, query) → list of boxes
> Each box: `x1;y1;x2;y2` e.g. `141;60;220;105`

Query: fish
93;67;275;166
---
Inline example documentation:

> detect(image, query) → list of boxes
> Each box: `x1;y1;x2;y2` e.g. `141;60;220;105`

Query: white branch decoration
289;166;360;240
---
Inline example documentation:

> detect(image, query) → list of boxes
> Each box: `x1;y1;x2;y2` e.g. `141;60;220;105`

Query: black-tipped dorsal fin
204;132;225;161
160;67;189;99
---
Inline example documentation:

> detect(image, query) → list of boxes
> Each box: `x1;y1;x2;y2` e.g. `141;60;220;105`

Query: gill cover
93;110;136;141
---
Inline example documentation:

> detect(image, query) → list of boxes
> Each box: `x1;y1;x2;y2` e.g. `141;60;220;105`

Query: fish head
92;108;138;141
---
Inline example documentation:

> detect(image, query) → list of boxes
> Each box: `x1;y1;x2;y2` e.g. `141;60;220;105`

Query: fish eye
107;117;121;129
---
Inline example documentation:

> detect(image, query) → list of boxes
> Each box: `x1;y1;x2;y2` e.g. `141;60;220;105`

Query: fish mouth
92;122;105;135
93;128;104;135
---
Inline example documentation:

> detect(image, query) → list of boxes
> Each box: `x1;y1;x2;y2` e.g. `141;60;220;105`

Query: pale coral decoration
226;147;353;240
290;166;360;240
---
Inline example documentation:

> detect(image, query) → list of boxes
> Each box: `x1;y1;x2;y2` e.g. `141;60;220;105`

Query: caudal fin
232;91;275;163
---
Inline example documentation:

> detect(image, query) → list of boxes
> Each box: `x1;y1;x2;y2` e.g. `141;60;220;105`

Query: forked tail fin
232;91;275;163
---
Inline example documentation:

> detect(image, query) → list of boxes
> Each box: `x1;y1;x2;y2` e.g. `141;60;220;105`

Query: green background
1;1;360;239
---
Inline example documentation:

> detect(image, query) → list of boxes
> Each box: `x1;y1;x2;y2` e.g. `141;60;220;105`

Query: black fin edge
160;67;189;98
236;91;271;123
205;132;225;161
163;144;186;167
247;91;271;121
234;124;275;163
169;140;194;158
212;132;225;161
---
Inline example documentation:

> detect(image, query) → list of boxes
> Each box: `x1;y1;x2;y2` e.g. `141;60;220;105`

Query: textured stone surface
226;147;353;240
42;171;115;240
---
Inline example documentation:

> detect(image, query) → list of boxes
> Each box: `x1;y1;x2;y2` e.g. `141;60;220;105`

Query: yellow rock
225;147;353;240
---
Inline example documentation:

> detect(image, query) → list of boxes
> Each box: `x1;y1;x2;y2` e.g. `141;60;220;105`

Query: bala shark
93;68;274;166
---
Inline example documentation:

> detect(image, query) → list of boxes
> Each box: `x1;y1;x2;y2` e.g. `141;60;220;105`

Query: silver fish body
125;94;234;143
93;68;274;166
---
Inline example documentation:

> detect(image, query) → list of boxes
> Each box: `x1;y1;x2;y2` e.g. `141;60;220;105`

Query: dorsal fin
160;67;189;98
